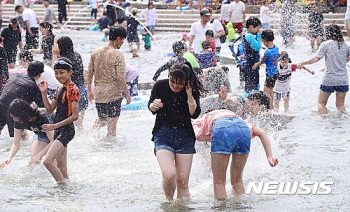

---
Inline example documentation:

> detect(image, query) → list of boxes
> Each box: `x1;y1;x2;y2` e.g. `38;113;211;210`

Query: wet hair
9;99;37;123
173;41;185;55
103;11;107;16
39;22;53;35
14;5;22;12
132;8;137;16
0;37;2;43
325;24;344;49
261;29;274;41
109;25;127;41
19;50;33;62
27;61;44;77
148;1;154;9
247;91;270;110
202;40;210;50
221;66;229;74
54;57;73;71
205;30;214;38
57;36;74;56
169;62;206;95
245;16;261;28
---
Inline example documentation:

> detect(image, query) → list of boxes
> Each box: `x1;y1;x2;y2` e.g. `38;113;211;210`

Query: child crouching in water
38;57;81;184
193;109;278;200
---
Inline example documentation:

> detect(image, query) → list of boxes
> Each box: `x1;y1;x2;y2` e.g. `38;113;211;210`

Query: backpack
210;19;228;44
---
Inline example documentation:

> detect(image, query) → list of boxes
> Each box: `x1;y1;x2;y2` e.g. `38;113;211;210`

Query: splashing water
105;3;167;57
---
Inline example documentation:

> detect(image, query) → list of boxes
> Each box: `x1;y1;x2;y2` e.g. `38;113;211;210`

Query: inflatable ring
121;95;149;110
176;6;190;10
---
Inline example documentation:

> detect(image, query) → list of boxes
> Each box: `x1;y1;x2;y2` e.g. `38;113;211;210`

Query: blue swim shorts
211;116;251;155
154;126;196;155
320;85;349;93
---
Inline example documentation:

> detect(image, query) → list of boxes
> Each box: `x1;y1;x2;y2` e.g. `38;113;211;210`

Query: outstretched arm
252;126;278;167
0;129;23;169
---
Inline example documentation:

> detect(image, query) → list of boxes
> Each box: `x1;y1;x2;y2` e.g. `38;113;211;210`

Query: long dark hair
325;24;344;49
57;36;74;56
9;99;37;122
169;62;206;96
39;22;53;35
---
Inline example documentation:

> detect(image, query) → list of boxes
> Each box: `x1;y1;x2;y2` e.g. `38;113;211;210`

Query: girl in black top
0;99;54;169
0;18;23;68
148;62;205;201
307;3;324;51
30;22;55;66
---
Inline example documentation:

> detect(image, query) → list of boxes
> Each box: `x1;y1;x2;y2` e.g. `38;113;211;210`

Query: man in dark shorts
87;26;131;137
57;0;68;24
0;61;44;137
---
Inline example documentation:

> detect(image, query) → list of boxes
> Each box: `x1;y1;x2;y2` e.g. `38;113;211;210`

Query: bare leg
283;96;289;112
106;117;118;137
75;110;85;130
136;42;140;50
56;147;68;179
175;154;193;199
230;154;249;196
211;154;230;199
335;92;347;113
31;140;48;159
128;42;133;51
156;150;176;201
274;99;280;112
310;39;315;50
316;36;322;49
263;86;273;110
43;140;66;183
318;90;332;114
190;0;193;10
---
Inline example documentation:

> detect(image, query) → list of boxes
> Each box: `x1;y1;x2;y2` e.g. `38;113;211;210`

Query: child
297;24;348;114
102;28;109;42
151;41;186;85
127;8;140;52
38;57;80;184
98;12;109;31
131;48;139;58
307;3;324;51
89;0;99;25
252;29;278;110
142;29;151;50
242;17;262;98
274;51;314;112
205;29;216;59
125;65;139;97
198;40;216;69
193;109;278;200
0;37;8;96
0;98;54;169
227;22;236;45
140;1;157;36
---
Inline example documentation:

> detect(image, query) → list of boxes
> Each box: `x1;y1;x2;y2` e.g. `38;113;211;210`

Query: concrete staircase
1;3;347;33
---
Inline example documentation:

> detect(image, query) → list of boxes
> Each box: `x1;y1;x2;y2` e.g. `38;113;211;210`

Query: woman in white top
298;24;350;114
140;1;157;35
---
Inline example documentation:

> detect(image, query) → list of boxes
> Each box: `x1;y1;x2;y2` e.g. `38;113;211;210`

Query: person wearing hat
0;17;23;68
150;41;187;86
188;9;214;56
15;5;39;50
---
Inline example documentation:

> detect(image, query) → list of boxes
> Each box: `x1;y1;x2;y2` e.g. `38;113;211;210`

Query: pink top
193;109;255;142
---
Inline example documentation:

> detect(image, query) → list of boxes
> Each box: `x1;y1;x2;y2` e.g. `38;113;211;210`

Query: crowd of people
0;0;349;204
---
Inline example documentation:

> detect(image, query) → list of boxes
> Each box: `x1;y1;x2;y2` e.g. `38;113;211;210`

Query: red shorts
232;22;243;34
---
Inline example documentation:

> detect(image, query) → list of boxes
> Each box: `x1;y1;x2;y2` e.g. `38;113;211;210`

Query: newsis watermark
246;182;333;195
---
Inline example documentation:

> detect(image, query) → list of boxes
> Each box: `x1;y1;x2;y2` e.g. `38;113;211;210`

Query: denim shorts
34;133;50;144
211;117;251;155
146;25;156;30
78;85;88;111
320;85;349;93
154;126;196;155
